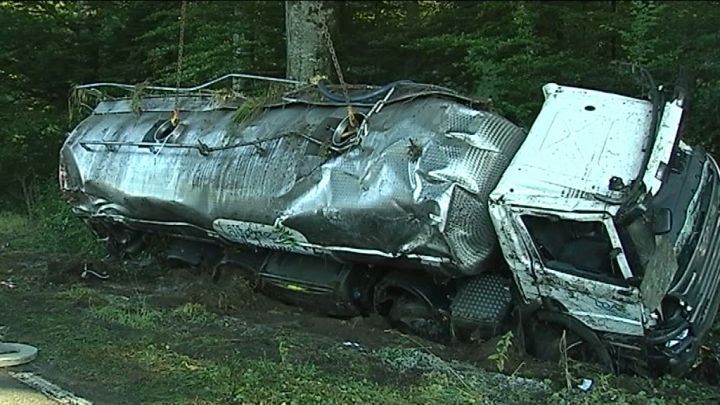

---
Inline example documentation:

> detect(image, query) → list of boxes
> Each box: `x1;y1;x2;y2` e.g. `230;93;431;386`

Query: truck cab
489;83;720;376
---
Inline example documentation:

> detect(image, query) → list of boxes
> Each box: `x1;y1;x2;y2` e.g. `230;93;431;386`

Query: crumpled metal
60;84;527;277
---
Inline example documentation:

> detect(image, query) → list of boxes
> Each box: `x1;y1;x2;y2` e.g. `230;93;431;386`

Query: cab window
521;215;625;285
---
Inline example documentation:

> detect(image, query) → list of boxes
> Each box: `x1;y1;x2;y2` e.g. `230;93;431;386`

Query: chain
172;0;188;127
320;21;357;128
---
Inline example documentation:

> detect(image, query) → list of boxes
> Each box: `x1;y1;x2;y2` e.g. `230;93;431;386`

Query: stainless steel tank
60;76;527;277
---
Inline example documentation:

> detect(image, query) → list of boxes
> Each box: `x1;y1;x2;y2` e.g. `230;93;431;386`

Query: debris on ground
79;265;109;281
374;347;550;403
0;343;38;368
577;378;593;392
9;371;93;405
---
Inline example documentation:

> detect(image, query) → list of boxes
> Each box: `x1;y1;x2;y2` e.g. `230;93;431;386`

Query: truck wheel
387;293;450;343
526;312;615;373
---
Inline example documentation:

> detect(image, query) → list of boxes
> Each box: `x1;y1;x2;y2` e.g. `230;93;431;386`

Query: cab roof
489;83;655;214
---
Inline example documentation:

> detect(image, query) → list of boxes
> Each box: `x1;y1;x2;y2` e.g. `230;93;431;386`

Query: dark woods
1;1;718;210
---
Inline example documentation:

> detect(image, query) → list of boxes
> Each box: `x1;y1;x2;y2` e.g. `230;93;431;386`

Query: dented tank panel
60;84;527;276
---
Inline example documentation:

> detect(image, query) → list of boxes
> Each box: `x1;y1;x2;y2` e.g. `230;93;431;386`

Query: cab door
515;210;644;336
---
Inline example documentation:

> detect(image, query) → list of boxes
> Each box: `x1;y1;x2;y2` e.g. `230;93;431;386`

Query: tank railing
73;73;301;95
79;129;352;156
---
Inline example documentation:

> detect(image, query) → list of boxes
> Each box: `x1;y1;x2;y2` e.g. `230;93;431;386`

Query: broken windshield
617;209;680;311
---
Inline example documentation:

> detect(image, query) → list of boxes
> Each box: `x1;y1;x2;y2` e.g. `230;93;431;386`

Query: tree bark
285;0;335;83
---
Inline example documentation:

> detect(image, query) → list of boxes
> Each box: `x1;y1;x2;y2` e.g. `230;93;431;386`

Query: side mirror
652;208;673;235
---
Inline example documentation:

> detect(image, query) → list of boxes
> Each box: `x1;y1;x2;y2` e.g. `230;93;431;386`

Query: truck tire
526;311;615;373
387;293;450;343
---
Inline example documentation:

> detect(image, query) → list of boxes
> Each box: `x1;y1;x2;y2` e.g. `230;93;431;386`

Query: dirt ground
2;246;720;404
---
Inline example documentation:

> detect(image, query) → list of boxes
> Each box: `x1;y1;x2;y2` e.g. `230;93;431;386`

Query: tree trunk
285;0;335;83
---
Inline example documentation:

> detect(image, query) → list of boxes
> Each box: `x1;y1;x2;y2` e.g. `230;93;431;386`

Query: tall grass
0;180;101;256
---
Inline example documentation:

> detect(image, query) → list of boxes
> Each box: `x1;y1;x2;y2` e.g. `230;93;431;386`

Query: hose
317;79;416;103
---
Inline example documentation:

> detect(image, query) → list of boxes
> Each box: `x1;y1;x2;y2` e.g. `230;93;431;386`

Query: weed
28;182;101;256
407;138;423;162
172;302;215;324
211;87;241;106
90;301;164;330
231;96;264;126
55;285;108;307
0;211;30;232
0;185;100;256
412;370;481;404
276;335;293;364
560;330;572;390
488;331;514;372
0;212;36;251
68;86;103;124
130;81;149;115
231;84;285;130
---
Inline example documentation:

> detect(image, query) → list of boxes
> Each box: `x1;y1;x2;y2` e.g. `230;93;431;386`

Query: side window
521;215;624;283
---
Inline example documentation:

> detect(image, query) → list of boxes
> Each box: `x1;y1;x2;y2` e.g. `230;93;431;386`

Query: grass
55;285;109;306
90;301;166;330
171;303;217;324
27;184;101;256
0;212;37;251
2;279;716;404
0;184;100;256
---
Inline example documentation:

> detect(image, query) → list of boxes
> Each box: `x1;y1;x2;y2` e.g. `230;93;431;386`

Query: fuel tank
59;80;527;277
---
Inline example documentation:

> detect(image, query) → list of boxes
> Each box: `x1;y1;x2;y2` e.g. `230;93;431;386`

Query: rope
172;0;188;127
320;20;357;128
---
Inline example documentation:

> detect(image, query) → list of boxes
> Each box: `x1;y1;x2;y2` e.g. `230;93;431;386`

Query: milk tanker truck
59;73;720;376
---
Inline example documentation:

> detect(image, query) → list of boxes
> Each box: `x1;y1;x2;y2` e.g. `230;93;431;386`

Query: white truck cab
489;83;720;376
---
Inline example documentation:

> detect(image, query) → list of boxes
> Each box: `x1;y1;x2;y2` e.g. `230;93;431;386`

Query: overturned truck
60;73;720;376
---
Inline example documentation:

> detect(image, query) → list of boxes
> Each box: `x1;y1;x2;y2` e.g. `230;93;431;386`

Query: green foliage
90;301;165;330
28;182;101;256
171;302;216;324
2;0;720;212
137;1;285;86
55;285;109;307
231;83;288;129
621;1;667;66
0;181;100;255
488;331;514;372
130;81;149;115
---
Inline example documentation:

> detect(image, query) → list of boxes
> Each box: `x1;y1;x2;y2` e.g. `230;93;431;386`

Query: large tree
285;0;336;83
